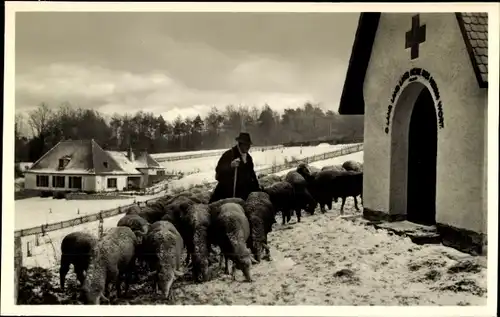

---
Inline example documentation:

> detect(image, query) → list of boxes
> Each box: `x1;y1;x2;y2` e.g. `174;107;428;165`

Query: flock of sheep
58;159;363;305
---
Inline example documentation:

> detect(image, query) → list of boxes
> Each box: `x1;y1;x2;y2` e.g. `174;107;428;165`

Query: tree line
15;102;364;164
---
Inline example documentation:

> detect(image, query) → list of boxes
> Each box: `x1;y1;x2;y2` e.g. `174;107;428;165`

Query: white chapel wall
363;13;487;233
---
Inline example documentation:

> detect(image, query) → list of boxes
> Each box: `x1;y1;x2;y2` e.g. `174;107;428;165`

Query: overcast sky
15;12;359;122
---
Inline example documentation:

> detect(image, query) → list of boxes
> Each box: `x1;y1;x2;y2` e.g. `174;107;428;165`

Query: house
24;139;167;193
338;13;488;254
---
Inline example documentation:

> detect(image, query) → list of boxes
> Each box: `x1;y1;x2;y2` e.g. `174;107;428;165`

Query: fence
153;145;284;162
14;143;363;272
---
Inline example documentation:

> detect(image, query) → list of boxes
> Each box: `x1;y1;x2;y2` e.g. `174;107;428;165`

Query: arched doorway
389;82;438;225
407;88;437;225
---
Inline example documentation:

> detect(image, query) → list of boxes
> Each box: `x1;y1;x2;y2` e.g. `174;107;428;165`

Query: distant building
24;139;166;193
338;13;487;254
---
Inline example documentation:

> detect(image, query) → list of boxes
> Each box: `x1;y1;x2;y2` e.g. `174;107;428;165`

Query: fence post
14;235;22;305
98;212;104;238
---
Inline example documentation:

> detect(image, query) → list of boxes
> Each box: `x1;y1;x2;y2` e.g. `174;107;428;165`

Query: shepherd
209;132;260;203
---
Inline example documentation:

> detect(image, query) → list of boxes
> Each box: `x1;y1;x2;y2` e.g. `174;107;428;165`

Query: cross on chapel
405;14;426;60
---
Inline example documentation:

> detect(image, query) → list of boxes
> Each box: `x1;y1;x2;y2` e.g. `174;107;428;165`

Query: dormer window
58;156;71;170
103;161;109;168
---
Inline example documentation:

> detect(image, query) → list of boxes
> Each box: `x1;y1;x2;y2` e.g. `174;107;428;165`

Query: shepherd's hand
230;158;241;168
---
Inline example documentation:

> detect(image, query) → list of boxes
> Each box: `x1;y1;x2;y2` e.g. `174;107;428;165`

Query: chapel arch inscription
387;68;443;225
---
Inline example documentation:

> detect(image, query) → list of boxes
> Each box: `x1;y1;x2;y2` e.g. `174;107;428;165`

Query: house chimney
127;146;135;162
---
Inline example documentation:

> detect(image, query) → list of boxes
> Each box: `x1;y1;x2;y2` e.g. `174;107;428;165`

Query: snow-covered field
161;143;352;175
21;197;487;306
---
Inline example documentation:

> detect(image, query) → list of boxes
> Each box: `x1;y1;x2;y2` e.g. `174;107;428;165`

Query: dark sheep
213;202;256;282
123;204;142;215
161;196;197;225
309;169;347;213
143;220;185;300
342;160;363;172
285;170;316;217
244;192;276;262
59;231;98;291
310;170;363;214
116;213;149;242
159;196;197;266
82;227;138;305
182;203;212;283
262;181;295;225
331;170;364;214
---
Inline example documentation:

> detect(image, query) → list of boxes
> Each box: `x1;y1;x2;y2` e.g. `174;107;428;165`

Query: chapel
338;12;488;254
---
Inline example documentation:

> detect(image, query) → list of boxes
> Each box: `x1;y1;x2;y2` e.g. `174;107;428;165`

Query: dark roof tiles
458;12;488;86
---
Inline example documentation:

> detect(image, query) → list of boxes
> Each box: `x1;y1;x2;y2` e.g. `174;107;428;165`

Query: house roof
105;151;143;175
28;139;131;175
338;12;489;115
134;151;162;169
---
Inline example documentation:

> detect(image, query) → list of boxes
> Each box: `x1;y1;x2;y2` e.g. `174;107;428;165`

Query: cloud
16;61;324;122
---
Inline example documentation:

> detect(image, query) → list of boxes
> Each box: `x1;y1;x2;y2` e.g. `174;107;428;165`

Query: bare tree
27;103;53;137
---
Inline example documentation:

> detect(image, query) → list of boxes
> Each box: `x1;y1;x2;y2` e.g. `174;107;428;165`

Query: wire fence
14;143;363;270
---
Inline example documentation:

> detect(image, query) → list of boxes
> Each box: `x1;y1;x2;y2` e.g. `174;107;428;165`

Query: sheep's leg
296;208;302;223
59;255;71;290
282;211;286;225
354;196;360;211
224;257;230;274
340;197;346;216
74;264;86;286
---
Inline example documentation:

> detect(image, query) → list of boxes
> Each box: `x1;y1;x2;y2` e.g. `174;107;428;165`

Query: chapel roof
338;12;489;115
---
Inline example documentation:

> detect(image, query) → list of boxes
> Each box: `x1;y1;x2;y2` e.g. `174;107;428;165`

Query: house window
103;162;108;168
69;176;82;189
36;175;49;187
52;176;65;188
157;170;165;176
107;178;117;189
58;159;64;169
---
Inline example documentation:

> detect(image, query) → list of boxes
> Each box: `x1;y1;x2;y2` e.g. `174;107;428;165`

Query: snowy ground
15;143;353;231
21;198;487;306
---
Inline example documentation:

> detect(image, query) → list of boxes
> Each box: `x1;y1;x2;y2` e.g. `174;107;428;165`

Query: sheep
310;170;363;214
284;170;316;217
244;192;276;262
342;160;363;172
142;220;185;300
308;169;347;213
181;203;212;283
258;174;283;188
207;197;246;220
262;181;295;225
212;202;256;282
331;170;364;215
59;231;97;291
116;213;149;242
82;227;138;305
